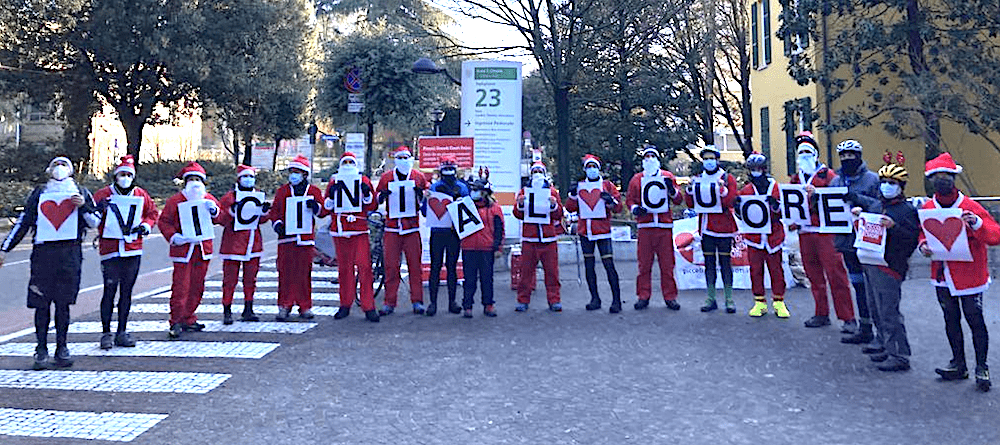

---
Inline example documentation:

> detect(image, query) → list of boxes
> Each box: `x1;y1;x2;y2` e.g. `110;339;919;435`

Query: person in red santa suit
158;161;221;339
565;154;623;313
268;155;327;322
324;152;380;322
626;146;685;311
93;155;159;349
513;161;564;312
734;153;789;318
918;152;1000;392
375;146;429;315
216;165;272;324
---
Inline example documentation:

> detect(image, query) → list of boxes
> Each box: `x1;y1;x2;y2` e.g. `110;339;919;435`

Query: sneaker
100;333;114;350
53;345;73;368
333;306;351;320
700;299;718;312
299;309;315;320
365;309;381;323
114;332;136;348
664;300;681;311
463;309;473;318
483;305;497;317
772;301;790;318
748;301;768;317
935;361;969;381
841;331;874;344
634;299;650;311
32;348;49;371
975;368;991;392
275;307;291;322
724;299;736;314
181;322;205;332
803;315;830;328
515;303;529;312
168;323;183;339
412;303;426;315
549;303;562;312
425;303;437;317
869;352;889;363
840;319;858;334
862;345;886;355
378;305;395;316
877;357;911;372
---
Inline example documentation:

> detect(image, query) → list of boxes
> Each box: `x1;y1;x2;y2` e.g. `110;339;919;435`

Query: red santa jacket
462;200;505;251
325;176;377;238
376;169;429;235
626;170;684;229
684;170;738;237
788;166;837;233
158;191;221;263
269;183;327;246
565;178;622;240
919;192;1000;296
217;189;272;260
94;185;159;260
738;178;785;253
514;184;564;243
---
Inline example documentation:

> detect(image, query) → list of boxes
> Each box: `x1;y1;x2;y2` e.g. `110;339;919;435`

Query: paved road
0;244;997;444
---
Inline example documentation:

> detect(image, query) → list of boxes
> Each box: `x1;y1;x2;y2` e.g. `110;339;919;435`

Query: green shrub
0;181;35;218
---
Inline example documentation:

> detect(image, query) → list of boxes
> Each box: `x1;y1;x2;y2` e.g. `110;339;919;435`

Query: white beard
44;178;78;194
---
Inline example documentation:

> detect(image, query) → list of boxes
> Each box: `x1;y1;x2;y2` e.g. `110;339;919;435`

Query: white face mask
703;159;718;172
51;165;71;180
531;172;545;184
642;158;660;174
184;180;206;199
288;172;304;185
750;171;764;178
797;153;818;173
441;167;456;177
395;158;412;173
339;164;358;176
585;167;600;180
239;176;256;189
880;182;901;199
117;175;134;189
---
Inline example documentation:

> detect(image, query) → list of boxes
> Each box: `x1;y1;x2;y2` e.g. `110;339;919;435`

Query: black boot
365;309;381;322
448;299;462;314
609;296;622;314
585;295;601;311
841;322;874;344
634;298;649;311
425;303;437;316
334;306;351;320
241;300;260;322
223;305;234;325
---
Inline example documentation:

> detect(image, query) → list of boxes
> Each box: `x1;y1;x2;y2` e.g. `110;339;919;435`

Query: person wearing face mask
564;154;623;313
268;155;327;322
323;152;380;322
375;146;429;316
626;146;685;311
514;161;565;312
158;161;222;339
788;131;854;330
917;153;1000;391
684;145;739;313
846;163;919;372
421;155;470;316
460;176;505;317
216;165;272;324
92;155;159;349
0;157;100;370
830;140;882;343
735;153;788;318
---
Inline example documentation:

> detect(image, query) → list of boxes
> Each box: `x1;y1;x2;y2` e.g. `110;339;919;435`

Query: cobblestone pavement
0;255;997;445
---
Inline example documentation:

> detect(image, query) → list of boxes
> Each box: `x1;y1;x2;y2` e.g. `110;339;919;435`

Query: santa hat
288;154;310;172
439;154;458;168
392;146;412;158
924;152;963;177
639;146;660;158
340;152;358;165
530;161;547;173
236;164;256;177
114;155;136;176
582;154;601;169
176;161;206;180
795;131;819;155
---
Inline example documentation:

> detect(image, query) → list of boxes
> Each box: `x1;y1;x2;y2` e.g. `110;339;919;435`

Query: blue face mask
703;159;718;172
288;173;303;185
471;190;484;201
585;167;600;180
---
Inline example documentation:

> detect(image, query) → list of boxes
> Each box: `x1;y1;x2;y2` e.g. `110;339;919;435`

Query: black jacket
880;197;920;278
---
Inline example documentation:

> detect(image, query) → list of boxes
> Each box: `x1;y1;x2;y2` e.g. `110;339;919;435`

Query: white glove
346;215;357;223
204;200;219;215
324;197;335;211
170;233;192;246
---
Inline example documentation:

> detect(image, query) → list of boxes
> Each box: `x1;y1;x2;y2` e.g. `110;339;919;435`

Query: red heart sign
40;199;76;230
579;188;603;211
428;197;451;219
923;217;964;251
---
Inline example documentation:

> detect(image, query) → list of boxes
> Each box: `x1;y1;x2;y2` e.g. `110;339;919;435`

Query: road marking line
0;341;280;359
256;270;338;278
130;304;342;317
0;328;35;345
0;408;167;442
0;370;230;394
63;321;317;335
201;281;338;290
198;291;340;301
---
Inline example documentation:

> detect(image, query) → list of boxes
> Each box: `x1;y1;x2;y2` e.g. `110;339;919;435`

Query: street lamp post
412;58;461;86
431;109;445;136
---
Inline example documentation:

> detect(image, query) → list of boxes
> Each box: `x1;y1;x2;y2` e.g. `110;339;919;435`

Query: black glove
328;181;344;196
766;196;780;212
130;225;149;237
361;182;372;197
600;191;614;203
568;183;578;197
632;206;648;217
666;179;675;197
96;197;111;213
261;201;272;213
414;186;424;196
377;189;390;204
733;196;742;208
844;191;858;204
230;201;238;213
273;221;286;237
306;198;320;214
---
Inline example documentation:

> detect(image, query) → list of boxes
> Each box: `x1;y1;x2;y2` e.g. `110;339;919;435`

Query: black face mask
933;176;955;195
840;158;861;175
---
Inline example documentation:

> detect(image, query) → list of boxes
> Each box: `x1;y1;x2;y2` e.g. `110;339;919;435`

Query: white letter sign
576;181;606;220
736;195;771;235
448;196;484;239
692;177;722;214
524;186;551;225
36;192;79;242
284;195;314;236
103;195;144;242
816;187;852;234
918;208;973;262
387;180;417;219
334;174;362;214
178;199;214;242
234;191;265;231
425;191;453;228
640;176;669;214
779;184;811;225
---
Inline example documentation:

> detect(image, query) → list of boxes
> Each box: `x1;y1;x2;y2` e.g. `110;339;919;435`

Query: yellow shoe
748;300;768;317
773;300;790;318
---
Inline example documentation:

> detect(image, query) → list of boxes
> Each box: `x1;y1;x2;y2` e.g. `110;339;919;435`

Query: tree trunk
905;0;941;194
554;85;572;198
365;118;375;178
120;112;145;160
241;131;253;167
231;129;241;167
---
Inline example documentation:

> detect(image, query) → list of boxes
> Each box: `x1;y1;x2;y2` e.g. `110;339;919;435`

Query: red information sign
418;136;474;169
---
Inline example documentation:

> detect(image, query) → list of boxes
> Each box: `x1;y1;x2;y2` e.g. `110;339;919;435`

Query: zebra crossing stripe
201;281;339;290
0;370;230;394
0;341;279;359
63;321;318;335
256;270;338;278
199;291;340;302
0;408;167;442
130;304;342;317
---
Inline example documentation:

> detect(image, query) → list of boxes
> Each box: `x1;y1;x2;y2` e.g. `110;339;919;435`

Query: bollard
510;247;522;290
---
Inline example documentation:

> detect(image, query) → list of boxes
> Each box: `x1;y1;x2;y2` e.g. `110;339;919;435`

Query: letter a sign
447;196;484;239
640;176;669;214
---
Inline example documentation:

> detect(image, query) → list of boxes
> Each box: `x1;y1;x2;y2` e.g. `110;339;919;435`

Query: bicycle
368;210;386;299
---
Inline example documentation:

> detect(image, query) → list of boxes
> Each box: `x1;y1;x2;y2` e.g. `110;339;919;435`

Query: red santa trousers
221;257;261;305
517;241;560;305
748;247;786;297
799;232;854;320
276;243;314;312
383;231;423;307
335;235;376;312
170;247;209;325
636;228;678;301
